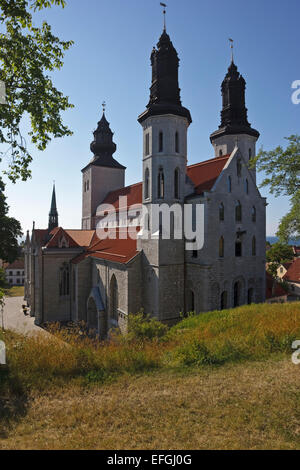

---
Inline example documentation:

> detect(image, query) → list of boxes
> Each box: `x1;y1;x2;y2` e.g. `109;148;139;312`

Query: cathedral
24;25;266;337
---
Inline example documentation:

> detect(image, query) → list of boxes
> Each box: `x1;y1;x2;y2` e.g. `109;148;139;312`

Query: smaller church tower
82;109;126;229
210;56;259;179
48;184;58;231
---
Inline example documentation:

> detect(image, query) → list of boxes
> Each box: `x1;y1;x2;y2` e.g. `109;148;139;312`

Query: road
1;297;47;336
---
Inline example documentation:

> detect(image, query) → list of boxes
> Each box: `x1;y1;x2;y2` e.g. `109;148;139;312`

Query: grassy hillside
1;302;300;449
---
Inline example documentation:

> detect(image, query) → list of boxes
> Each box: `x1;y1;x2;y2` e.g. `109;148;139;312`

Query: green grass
4;286;24;297
1;302;300;449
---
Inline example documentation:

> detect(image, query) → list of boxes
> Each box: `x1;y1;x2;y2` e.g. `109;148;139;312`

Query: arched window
159;131;163;152
252;206;256;222
110;275;118;322
144;168;150;199
158;168;164;198
219;236;224;258
252;236;256;256
249;148;252;160
145;133;150;156
219;149;223;157
87;180;89;191
247;288;254;304
227;176;232;193
235;200;242;222
234;282;240;307
174;168;180;199
175;131;179;153
235;240;242;257
237;158;242;177
59;263;70;296
220;291;227;310
245;178;249;194
219;202;224;221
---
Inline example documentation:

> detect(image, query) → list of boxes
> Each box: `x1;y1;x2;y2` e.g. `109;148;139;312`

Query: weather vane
160;2;167;31
102;101;106;114
229;38;234;63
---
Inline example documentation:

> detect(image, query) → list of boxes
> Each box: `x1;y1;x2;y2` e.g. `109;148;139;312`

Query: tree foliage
0;0;73;182
0;177;22;263
251;135;300;242
266;242;294;279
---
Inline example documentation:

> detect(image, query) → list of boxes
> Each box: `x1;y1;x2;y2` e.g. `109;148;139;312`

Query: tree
0;1;72;302
0;177;22;263
266;242;294;279
0;0;74;182
251;135;300;242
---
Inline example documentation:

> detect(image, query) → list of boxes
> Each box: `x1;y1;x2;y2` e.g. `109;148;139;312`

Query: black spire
210;60;259;143
138;29;191;124
87;112;125;170
48;184;58;231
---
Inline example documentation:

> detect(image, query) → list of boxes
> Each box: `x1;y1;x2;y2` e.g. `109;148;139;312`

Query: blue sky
2;0;300;236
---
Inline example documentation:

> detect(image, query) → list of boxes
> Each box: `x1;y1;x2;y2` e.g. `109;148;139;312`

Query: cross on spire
102;101;106;114
160;2;167;31
229;38;234;63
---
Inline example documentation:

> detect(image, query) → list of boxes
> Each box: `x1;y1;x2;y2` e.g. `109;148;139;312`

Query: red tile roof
46;228;80;248
64;230;95;247
266;272;288;298
101;183;142;213
73;227;139;265
4;259;24;270
187;155;230;194
32;227;96;249
283;258;300;282
101;155;230;212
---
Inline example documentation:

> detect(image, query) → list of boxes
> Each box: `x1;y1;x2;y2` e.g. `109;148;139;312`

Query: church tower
48;184;58;231
138;25;192;322
81;110;126;229
210;57;259;179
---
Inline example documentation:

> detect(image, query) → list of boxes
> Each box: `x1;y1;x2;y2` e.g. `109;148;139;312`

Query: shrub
126;312;168;342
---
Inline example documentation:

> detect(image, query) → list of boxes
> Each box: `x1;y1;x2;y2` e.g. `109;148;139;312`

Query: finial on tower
102;101;106;115
160;2;167;31
229;38;234;63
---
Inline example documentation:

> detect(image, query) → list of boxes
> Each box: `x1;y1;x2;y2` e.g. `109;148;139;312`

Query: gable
212;147;261;197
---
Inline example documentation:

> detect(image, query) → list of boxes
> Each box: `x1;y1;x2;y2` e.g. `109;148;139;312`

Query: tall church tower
82;111;126;229
210;58;259;179
137;26;192;322
48;184;58;231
